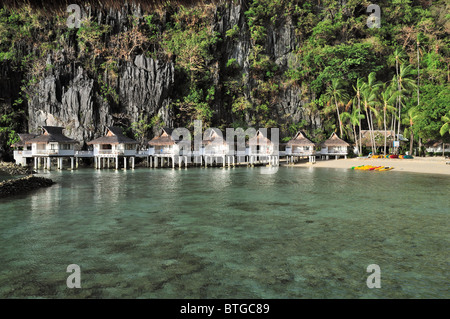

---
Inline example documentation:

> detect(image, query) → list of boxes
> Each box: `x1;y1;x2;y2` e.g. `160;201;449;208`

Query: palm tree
440;111;450;157
402;107;420;155
341;106;365;154
325;78;348;138
378;83;398;155
360;72;380;154
395;64;417;145
440;111;450;137
353;78;365;155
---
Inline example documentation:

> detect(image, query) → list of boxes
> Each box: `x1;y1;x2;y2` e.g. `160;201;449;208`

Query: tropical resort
9;125;372;170
1;0;449;302
10;123;450;174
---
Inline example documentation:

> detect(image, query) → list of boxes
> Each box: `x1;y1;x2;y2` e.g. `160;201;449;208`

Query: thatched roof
148;128;178;146
248;130;272;146
287;131;315;147
11;134;37;148
202;128;227;146
26;126;78;144
320;132;350;147
87;127;138;145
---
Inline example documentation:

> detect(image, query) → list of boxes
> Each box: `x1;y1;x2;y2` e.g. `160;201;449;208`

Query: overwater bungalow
148;128;189;168
87;126;138;169
26;126;78;170
201;128;233;167
12;133;37;166
248;130;279;166
286;131;316;163
319;132;349;160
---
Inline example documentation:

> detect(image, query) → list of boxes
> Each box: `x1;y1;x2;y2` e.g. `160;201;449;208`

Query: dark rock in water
0;175;55;198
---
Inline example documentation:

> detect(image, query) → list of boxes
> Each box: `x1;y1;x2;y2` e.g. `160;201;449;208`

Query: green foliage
97;75;119;104
76;19;110;54
162;6;220;78
0;0;449;146
130;114;164;144
225;25;240;39
414;84;450;140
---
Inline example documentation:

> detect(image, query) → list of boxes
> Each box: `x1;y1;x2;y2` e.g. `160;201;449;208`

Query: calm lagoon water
0;166;448;298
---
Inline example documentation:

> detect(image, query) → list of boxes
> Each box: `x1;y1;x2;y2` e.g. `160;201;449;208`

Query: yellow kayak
377;167;394;171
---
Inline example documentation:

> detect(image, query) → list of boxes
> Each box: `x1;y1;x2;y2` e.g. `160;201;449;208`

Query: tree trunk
384;107;387;155
365;105;375;154
369;110;377;154
335;97;343;138
353;124;358;155
417;40;420;107
358;97;362;155
396;57;401;154
410;128;414;155
419;137;422;157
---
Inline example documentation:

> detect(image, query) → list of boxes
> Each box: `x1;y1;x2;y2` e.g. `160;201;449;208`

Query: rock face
28;56;174;147
21;1;320;146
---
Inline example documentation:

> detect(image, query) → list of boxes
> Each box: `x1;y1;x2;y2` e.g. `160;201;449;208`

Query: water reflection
30;182;61;219
1;167;449;298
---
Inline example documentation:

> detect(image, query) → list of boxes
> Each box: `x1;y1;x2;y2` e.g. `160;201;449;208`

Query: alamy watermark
67;3;382;29
367;4;381;29
366;264;381;288
66;264;81;288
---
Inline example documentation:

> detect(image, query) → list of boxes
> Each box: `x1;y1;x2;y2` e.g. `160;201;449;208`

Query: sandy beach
286;156;450;176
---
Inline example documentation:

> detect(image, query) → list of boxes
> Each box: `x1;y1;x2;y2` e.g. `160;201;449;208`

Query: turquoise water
0;166;448;298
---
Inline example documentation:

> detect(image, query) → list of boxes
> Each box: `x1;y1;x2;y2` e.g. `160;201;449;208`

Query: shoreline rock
0;175;55;198
0;162;33;176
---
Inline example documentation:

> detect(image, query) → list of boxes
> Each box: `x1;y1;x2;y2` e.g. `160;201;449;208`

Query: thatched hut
201;128;229;155
360;130;395;148
425;140;450;155
286;131;315;155
148;128;180;155
248;130;274;155
246;129;279;166
26;126;78;156
148;128;191;168
25;126;79;170
320;132;350;159
87;126;138;169
88;126;138;156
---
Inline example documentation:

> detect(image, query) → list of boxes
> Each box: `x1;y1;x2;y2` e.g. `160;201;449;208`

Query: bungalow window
50;143;58;150
125;144;135;150
101;144;112;150
60;144;72;150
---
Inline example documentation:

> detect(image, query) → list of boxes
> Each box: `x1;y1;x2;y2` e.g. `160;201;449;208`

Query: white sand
285;156;450;176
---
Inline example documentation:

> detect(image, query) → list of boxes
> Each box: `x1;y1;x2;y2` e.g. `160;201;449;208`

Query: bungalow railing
137;150;151;156
33;149;76;156
289;150;316;155
97;150;116;155
14;150;33;157
75;151;94;157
